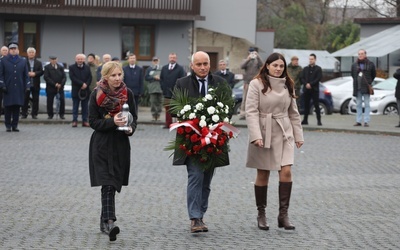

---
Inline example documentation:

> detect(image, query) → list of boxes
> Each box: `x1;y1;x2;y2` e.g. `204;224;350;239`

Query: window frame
121;24;154;61
3;20;41;58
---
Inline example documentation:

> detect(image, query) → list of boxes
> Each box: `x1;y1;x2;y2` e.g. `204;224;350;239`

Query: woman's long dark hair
255;52;296;98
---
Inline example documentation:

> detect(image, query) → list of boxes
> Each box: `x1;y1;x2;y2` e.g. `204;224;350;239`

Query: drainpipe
82;17;86;54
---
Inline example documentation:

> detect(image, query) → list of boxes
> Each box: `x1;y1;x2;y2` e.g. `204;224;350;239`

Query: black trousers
47;90;65;117
0;91;3;116
101;185;116;222
4;105;21;129
21;86;40;116
303;89;321;121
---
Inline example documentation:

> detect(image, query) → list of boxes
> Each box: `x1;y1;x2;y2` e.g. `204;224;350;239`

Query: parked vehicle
323;76;384;114
232;80;333;115
349;77;398;115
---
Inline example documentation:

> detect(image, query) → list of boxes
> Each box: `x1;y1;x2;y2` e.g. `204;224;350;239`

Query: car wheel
310;102;327;116
383;103;398;115
233;102;241;115
340;99;350;115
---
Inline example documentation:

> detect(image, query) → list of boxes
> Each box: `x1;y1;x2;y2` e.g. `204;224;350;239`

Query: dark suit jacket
172;73;231;167
26;58;44;89
214;70;235;88
69;63;92;99
160;63;186;98
123;65;143;96
44;63;66;93
300;64;322;92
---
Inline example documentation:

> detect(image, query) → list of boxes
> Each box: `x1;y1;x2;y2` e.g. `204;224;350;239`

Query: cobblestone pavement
1;123;399;249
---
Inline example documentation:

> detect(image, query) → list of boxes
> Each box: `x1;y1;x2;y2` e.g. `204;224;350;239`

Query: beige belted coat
246;76;304;171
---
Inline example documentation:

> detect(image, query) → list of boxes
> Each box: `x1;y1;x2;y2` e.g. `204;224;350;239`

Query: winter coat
26;58;43;89
44;63;66;94
241;56;263;84
246;77;304;171
69;63;92;99
300;64;322;92
88;88;138;192
393;68;400;99
160;63;186;98
214;70;235;88
123;65;144;96
287;63;303;94
172;73;231;167
145;65;162;94
351;59;376;96
0;55;30;106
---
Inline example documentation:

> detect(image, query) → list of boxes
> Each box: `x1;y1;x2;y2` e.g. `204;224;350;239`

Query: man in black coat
69;53;92;127
393;68;400;128
300;53;322;126
172;51;231;233
21;47;43;119
214;59;235;88
160;52;186;128
44;55;66;119
123;53;143;113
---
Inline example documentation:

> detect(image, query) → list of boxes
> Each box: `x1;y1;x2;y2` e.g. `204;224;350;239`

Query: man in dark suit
69;53;92;127
172;51;231;233
44;55;66;119
160;52;186;128
21;47;43;119
123;53;143;113
214;59;235;88
300;53;322;126
0;42;30;132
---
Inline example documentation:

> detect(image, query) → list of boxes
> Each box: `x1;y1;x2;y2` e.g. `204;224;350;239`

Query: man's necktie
169;64;173;70
199;79;206;97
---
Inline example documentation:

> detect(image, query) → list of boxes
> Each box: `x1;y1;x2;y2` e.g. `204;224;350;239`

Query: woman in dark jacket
393;68;400;127
88;61;137;241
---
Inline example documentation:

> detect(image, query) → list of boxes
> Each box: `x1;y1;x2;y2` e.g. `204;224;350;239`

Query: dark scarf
96;79;128;117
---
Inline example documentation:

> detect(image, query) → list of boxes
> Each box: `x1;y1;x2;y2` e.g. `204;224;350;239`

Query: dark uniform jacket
0;55;30;106
172;73;231;167
88;88;137;192
214;70;235;88
123;65;143;96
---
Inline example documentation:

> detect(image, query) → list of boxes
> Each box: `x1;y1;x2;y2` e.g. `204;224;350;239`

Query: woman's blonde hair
101;61;123;79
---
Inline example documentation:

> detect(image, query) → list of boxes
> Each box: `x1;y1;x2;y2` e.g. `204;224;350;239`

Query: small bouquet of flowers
165;83;240;170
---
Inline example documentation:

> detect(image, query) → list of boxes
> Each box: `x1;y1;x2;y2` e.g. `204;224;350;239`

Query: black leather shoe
60;116;65;120
104;220;120;241
32;115;37;119
353;122;362;126
47;116;53;119
21;115;27;119
301;120;308;125
317;121;322;126
6;128;11;132
12;127;19;132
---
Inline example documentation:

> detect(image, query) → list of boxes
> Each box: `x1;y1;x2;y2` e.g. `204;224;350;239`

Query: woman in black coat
88;61;137;241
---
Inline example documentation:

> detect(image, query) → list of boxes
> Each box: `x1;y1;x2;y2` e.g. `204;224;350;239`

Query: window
121;25;154;60
4;21;41;57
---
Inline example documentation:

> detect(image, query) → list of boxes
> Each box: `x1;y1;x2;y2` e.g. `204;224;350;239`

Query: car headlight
370;96;385;102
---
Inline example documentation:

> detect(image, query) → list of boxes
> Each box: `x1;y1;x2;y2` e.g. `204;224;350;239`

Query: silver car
323;76;384;114
349;77;398;115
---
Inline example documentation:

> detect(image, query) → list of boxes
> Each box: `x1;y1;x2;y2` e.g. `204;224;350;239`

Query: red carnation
190;134;199;143
206;147;214;153
185;134;190;139
201;127;209;137
193;145;201;152
218;140;225;146
193;118;200;124
179;144;187;150
185;127;192;133
229;131;233;138
215;149;222;155
177;127;184;135
186;150;192;156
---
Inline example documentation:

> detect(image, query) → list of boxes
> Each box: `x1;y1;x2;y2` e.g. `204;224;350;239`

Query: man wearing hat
44;55;66;119
145;56;163;121
0;42;30;132
21;47;43;119
69;53;92;127
239;47;263;120
287;56;303;103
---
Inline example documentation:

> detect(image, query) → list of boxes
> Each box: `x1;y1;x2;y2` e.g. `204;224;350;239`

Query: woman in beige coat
246;53;304;231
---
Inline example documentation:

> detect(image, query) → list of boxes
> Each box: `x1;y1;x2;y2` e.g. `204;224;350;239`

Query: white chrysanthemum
205;94;212;100
225;108;229;114
183;104;191;112
207;106;216;115
223;117;230;123
180;109;185;114
201;115;206;120
217;102;224;108
225;105;229;110
199;120;207;127
208;88;214;92
212;114;220;122
182;115;186;119
195;103;203;110
188;113;196;119
202;97;207;102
